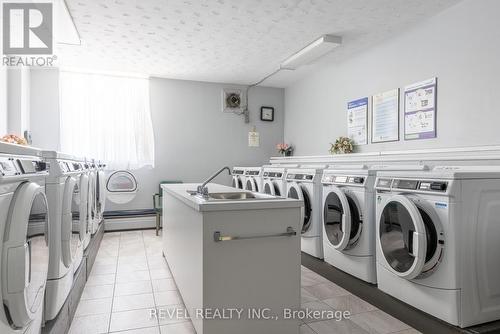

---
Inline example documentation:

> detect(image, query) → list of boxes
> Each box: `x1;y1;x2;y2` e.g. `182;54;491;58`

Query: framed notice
347;97;368;145
371;89;399;143
404;77;437;140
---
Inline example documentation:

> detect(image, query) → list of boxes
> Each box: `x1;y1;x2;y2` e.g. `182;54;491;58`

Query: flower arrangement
1;134;28;146
329;136;354;154
276;143;294;157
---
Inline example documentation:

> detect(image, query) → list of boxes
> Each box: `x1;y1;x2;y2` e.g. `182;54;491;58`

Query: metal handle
214;227;297;242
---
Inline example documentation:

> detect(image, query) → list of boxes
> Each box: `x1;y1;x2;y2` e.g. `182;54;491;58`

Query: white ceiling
57;0;460;87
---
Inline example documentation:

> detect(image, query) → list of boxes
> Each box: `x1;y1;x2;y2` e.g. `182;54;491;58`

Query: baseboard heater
103;209;157;231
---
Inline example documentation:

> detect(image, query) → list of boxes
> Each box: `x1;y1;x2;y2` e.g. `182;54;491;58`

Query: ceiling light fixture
280;35;342;70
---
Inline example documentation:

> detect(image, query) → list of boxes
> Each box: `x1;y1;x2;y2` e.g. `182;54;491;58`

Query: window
59;71;155;170
106;171;137;192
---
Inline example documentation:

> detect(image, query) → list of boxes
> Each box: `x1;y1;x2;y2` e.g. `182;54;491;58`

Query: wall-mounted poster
404;77;437;140
371;89;399;143
347;97;368;145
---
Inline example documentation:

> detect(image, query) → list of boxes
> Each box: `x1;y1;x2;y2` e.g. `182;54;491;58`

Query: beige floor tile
150;268;172;279
113;293;156;312
117;262;149;273
394;329;422;334
160;321;196;334
300;324;317;334
81;284;114;300
154;291;183;307
157;304;190;326
110;326;160;333
301;300;336;323
323;294;377;314
116;270;151;283
301;275;320;287
301;287;319;305
152;278;177;292
94;257;118;266
115;281;153;296
86;273;116;286
118;255;148;264
350;310;411;334
308;319;368;334
75;298;112;317
302;271;331;284
91;263;117;275
109;308;159;332
303;282;350;300
68;313;110;334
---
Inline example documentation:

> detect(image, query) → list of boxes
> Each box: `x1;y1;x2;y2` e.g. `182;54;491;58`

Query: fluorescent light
280;35;342;70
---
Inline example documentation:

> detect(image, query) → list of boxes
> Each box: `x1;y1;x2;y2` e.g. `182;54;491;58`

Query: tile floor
70;230;420;334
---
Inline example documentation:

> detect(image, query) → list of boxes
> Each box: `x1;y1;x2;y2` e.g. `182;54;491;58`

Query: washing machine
95;161;107;230
244;166;263;192
42;151;88;321
86;159;98;235
286;165;326;258
0;142;50;334
375;166;500;327
231;167;246;189
261;165;298;197
75;158;91;250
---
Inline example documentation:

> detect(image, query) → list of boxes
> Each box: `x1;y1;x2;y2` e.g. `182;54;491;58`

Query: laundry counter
161;183;302;334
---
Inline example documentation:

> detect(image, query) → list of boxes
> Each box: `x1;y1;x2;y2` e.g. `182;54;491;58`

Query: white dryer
375;166;500;327
286;165;326;258
76;158;91;250
244;167;263;192
42;151;88;321
231;167;246;189
0;142;50;334
86;159;98;235
261;165;298;197
95;161;107;229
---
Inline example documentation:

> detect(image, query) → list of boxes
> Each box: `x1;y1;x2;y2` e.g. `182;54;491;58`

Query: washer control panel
379;178;448;193
287;173;314;181
322;174;365;185
263;171;283;178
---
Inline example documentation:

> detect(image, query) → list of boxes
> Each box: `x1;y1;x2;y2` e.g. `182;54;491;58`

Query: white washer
244;167;263;192
42;151;88;321
95;161;107;229
86;159;98;235
231;167;246;189
261;165;298;197
286;165;326;258
0;142;49;334
76;158;91;250
375;166;500;327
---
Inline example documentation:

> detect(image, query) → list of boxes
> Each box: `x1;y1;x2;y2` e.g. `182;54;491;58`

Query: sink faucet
197;166;232;198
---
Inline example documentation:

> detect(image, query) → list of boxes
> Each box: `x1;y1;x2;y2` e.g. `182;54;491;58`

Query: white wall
106;78;285;211
6;68;31;137
284;0;500;156
0;67;7;135
30;68;61;150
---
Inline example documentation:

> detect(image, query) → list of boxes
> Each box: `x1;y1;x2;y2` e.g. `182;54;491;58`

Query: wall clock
260;106;274;122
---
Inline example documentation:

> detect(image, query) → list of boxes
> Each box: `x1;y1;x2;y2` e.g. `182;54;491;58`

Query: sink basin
208;192;257;200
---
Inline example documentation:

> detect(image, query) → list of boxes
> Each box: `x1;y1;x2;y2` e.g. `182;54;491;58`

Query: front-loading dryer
42;151;88;321
87;159;99;235
244;166;263;192
375;166;500;327
231;167;246;189
0;142;49;334
286;165;326;258
261;165;298;197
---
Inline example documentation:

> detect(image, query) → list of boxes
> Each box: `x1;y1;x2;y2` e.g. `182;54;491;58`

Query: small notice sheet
372;89;399;143
347;97;368;145
404;77;437;140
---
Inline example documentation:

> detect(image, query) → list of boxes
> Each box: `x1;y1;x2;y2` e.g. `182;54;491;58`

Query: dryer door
245;178;259;192
2;182;49;328
73;174;89;241
323;186;363;251
61;177;80;268
378;195;427;279
232;176;244;189
263;180;281;197
287;183;312;234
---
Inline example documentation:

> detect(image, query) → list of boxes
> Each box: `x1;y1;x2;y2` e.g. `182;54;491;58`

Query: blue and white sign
347;97;368;145
404;77;437;140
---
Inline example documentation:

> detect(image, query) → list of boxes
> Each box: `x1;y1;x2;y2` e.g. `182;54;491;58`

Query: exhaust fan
222;89;244;113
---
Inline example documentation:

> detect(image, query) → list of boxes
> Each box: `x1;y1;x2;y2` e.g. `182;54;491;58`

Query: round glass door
245;178;259;192
378;195;439;279
62;177;80;268
323;188;362;250
264;181;281;196
288;184;311;233
2;182;49;328
232;176;243;189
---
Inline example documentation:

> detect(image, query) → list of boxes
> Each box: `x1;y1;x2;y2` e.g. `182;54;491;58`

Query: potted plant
329;136;354;154
1;134;28;145
276;143;294;157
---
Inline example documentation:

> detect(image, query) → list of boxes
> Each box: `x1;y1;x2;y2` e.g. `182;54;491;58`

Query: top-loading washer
0;142;49;334
231;167;246;189
286;165;326;258
321;164;428;284
244;166;263;192
261;165;298;197
42;151;88;321
375;166;500;327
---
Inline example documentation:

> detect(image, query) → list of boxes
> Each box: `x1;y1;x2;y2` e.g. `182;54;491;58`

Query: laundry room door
61;177;80;268
2;182;49;328
378;195;430;279
323;187;362;251
287;183;311;233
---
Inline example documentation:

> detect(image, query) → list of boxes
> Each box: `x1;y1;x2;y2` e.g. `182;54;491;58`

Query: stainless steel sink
208;192;257;200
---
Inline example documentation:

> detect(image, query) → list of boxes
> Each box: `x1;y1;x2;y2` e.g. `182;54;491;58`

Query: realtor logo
2;2;53;55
